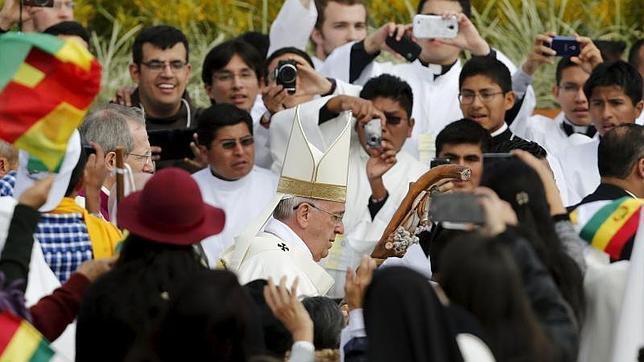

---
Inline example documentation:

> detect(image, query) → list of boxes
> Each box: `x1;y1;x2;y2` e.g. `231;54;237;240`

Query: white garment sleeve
319;41;397;84
268;0;317;56
339;309;366;362
288;341;316;362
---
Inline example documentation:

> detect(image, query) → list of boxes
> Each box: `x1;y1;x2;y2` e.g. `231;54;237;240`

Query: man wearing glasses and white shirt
192;104;277;266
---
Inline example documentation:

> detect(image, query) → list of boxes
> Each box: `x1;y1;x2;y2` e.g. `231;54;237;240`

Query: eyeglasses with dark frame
293;202;344;224
128;152;154;164
140;60;188;72
219;136;255;150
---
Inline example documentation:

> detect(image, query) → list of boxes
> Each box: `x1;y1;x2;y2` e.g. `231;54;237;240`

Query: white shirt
193;166;277;265
321;41;536;162
560;137;600;206
235;218;334;297
250;96;273;169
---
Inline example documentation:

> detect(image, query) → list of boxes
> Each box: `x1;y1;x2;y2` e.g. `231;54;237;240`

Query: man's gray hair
80;104;145;154
273;196;318;221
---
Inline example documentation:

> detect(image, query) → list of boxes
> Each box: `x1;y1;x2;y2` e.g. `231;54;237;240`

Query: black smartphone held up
429;193;486;224
385;35;422;63
430;158;452;169
22;0;54;7
147;128;196;161
547;36;580;57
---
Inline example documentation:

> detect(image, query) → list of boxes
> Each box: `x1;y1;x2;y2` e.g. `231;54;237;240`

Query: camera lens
278;64;297;83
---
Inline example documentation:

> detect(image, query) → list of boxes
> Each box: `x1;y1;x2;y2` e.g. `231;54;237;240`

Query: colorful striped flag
0;32;101;172
0;311;54;361
571;197;643;261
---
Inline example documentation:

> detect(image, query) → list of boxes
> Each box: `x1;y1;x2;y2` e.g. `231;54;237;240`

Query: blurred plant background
7;0;639;108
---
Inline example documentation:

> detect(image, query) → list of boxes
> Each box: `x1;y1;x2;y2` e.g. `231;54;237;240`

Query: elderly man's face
301;200;345;261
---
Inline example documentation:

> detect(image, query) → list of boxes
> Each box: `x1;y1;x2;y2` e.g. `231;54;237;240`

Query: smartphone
147;128;196;161
413;14;458;39
22;0;54;7
430;158;452;168
364;119;382;149
385;35;422;62
429;193;486;224
547;36;580;56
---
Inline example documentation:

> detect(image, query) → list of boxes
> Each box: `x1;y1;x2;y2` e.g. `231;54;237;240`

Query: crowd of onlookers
0;0;643;361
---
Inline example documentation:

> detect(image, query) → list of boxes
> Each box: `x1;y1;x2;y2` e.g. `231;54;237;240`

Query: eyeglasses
294;202;344;224
53;0;74;10
140;60;188;72
212;70;257;83
458;91;505;105
219;136;254;150
128;152;153;164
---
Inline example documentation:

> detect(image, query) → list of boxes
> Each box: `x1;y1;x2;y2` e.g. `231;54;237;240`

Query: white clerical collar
264;218;313;258
490;122;508;137
562;116;590;133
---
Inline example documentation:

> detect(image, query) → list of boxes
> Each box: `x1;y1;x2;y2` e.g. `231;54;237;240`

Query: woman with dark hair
440;234;553;362
76;168;226;362
362;266;494;362
158;269;264;362
481;157;585;322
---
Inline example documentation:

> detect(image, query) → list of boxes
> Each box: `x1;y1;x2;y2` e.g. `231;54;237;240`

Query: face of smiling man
129;42;192;118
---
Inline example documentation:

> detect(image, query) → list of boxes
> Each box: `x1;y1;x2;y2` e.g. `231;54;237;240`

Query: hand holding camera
521;32;557;76
425;12;490;57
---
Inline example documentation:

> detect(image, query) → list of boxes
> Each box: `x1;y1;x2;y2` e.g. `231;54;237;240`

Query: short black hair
555;57;579;85
196;104;254;148
302;297;343;350
583;60;643;105
459;56;512;93
239;31;270;60
435;118;491;154
416;0;471;18
266;47;315;69
628;39;644;69
598;124;644;179
359;74;414;118
132;25;189;64
201;39;264;86
43;21;90;45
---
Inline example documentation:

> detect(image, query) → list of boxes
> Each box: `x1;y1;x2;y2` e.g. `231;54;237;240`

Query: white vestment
560;137;600;206
510;112;595;206
269;96;427;297
250;95;273;169
193;166;277;265
321;41;536;162
235;218;334;297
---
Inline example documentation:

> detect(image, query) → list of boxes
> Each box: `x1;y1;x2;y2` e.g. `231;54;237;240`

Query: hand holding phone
546;36;580;57
385;35;421;62
429;193;485;224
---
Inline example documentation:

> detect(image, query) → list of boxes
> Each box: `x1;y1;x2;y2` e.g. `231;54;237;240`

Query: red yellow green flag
0;32;101;171
0;311;54;361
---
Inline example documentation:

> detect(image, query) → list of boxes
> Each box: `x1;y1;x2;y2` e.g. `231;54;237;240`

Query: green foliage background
4;0;640;107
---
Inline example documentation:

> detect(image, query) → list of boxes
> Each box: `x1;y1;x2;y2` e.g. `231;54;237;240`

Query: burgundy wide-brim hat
117;168;225;245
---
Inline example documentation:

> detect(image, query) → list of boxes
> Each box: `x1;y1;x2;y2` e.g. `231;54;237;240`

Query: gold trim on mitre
277;176;346;203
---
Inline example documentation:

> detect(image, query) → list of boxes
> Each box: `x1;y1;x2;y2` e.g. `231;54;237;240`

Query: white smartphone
413;14;458;39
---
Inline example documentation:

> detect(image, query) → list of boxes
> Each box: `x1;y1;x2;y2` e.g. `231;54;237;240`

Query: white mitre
221;105;352;271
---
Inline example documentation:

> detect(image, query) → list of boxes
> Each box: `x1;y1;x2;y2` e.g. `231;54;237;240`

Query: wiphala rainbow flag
0;311;54;361
572;197;643;261
0;32;101;172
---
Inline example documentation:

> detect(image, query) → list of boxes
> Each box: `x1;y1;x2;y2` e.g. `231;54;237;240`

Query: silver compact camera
365;119;382;149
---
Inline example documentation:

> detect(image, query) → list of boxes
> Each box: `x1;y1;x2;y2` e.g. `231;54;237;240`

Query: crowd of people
0;0;643;361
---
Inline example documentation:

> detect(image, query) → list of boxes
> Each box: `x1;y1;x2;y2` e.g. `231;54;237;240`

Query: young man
270;74;427;297
458;56;546;157
434;118;491;192
128;25;195;130
510;34;603;157
561;61;644;205
268;0;367;67
321;0;532;162
192;104;277;265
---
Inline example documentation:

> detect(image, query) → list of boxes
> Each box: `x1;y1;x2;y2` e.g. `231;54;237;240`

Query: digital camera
275;60;298;95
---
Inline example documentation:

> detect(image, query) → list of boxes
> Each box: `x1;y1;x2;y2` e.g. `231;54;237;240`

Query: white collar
264;218;313;258
490;123;508;137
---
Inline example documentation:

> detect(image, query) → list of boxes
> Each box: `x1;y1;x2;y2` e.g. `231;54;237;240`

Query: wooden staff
370;164;471;260
115;146;125;204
